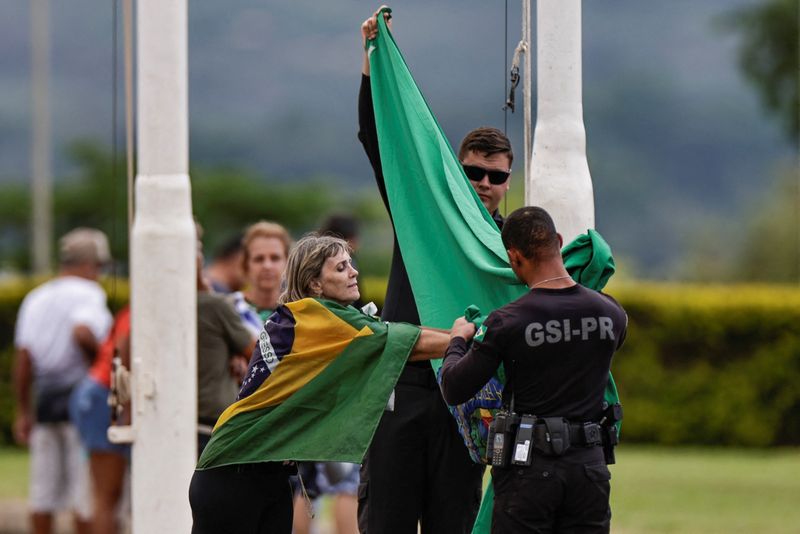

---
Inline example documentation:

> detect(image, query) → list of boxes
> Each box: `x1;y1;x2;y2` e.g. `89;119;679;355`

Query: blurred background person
13;228;113;534
70;305;131;534
292;462;360;534
229;221;292;336
205;233;246;294
196;232;256;455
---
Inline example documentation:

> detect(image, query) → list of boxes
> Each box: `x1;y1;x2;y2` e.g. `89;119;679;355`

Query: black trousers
492;447;611;534
189;463;293;534
358;365;485;534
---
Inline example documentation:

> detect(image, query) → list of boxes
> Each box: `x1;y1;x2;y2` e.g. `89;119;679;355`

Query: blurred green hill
0;0;796;278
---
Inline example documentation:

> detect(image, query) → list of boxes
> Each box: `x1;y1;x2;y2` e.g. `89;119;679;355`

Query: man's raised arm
358;7;394;216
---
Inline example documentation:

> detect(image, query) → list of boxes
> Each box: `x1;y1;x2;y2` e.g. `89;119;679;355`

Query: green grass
1;445;799;532
0;447;28;499
610;445;800;533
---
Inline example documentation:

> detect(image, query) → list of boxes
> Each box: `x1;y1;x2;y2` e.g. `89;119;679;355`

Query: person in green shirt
229;221;293;336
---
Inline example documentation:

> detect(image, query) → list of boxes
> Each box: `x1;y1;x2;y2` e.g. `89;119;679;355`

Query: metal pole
123;0;134;238
108;0;197;531
30;0;52;275
527;0;595;243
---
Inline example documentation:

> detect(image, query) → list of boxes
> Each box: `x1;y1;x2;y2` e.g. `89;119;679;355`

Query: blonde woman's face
314;251;359;305
246;236;287;292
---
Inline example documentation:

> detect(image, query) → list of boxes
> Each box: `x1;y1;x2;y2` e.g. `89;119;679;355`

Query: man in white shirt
14;228;113;534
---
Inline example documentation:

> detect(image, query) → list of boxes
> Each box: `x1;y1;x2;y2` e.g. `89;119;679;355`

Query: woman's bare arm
408;327;450;361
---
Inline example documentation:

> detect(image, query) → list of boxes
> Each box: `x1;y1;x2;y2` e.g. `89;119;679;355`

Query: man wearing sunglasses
458;131;513;224
356;8;513;534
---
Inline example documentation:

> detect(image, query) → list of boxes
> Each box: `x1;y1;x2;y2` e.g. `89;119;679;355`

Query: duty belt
530;417;603;456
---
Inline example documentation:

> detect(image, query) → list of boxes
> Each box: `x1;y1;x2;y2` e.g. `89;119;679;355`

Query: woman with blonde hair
189;234;453;534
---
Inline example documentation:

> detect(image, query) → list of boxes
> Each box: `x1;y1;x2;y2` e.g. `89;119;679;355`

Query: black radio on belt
485;411;519;468
488;362;524;468
511;415;536;466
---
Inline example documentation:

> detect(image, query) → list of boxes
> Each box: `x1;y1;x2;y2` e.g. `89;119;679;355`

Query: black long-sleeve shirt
358;75;421;326
440;285;627;422
357;74;504;328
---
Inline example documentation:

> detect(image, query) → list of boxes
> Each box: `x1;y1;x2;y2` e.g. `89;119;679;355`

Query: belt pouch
540;417;570;456
36;386;74;423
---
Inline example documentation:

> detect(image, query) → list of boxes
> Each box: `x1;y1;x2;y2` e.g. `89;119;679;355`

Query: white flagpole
527;0;595;242
109;0;197;532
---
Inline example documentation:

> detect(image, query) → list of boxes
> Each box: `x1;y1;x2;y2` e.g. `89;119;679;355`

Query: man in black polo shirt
441;206;627;534
357;8;514;534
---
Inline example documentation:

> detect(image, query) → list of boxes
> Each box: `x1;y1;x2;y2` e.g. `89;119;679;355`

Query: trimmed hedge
608;283;800;446
0;278;798;447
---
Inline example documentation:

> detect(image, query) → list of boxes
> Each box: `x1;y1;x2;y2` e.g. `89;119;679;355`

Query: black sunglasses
461;164;511;185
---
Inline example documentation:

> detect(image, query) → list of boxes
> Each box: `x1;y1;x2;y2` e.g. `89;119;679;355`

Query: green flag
367;9;621;533
368;9;526;342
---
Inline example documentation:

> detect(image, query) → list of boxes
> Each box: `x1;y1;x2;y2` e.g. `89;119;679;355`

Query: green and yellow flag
197;298;419;469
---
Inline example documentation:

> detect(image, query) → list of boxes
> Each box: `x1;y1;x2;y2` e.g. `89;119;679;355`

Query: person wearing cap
13;227;113;534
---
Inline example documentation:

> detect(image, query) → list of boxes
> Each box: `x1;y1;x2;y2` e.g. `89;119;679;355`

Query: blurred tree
55;141;128;259
0;183;32;269
0;141;392;274
715;0;799;284
191;170;395;277
676;219;739;282
0;141;127;270
735;170;800;283
191;168;333;249
725;0;799;142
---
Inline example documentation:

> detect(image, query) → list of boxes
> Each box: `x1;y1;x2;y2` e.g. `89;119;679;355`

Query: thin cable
522;0;531;193
503;0;508;216
504;0;508;135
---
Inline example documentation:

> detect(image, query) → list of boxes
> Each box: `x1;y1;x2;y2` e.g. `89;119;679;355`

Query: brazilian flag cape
367;9;620;533
197;298;419;469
